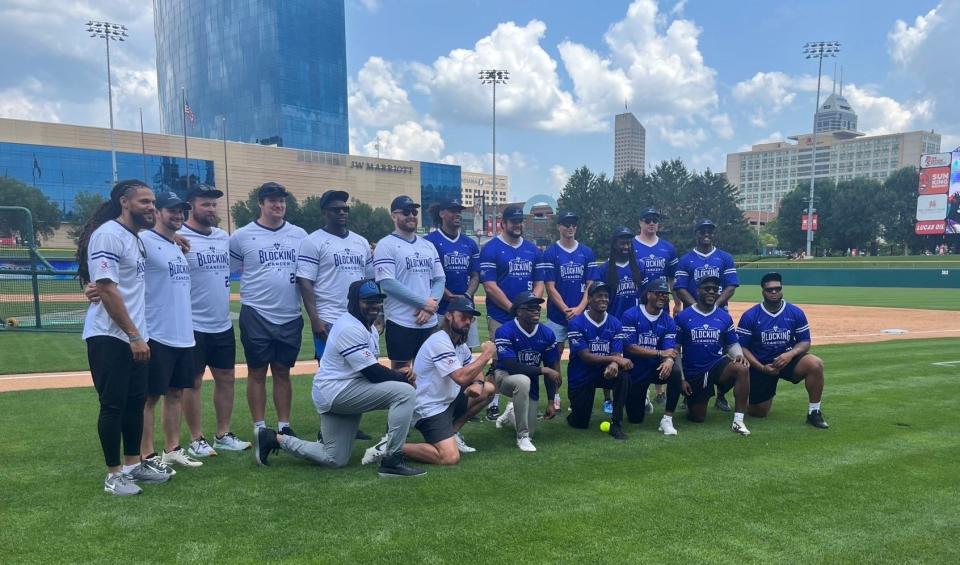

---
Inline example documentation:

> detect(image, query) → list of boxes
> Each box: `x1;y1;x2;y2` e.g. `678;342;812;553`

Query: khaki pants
494;369;539;437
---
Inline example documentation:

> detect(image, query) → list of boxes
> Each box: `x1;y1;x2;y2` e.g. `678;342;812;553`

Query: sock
809;402;821;414
733;412;744;423
254;420;266;430
489;395;499;409
107;471;123;479
121;463;138;474
278;421;290;431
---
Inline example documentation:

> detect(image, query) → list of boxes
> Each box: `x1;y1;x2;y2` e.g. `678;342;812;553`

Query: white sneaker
645;395;654;414
188;437;218;458
162;447;204;467
213;432;251;451
495;402;516;429
145;454;176;476
731;420;752;436
658;416;678;436
455;432;476;453
362;435;389;465
516;434;537;452
104;473;142;496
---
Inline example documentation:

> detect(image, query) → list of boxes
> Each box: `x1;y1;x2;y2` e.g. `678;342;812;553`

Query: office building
614;112;645;181
153;0;349;153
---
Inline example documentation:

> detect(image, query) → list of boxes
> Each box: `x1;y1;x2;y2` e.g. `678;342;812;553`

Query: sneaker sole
377;471;427;478
213;443;252;451
188;449;217;458
104;487;142;496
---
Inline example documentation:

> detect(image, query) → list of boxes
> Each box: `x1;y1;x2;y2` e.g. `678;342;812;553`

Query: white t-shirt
82;219;149;343
141;229;195;348
229;220;307;324
178;224;232;333
413;330;473;420
373;233;444;329
296;229;373;324
311;312;381;414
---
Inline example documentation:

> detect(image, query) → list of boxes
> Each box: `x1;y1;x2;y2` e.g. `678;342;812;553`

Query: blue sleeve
494;325;518;362
541;246;557;282
469;239;480;275
736;308;755;348
722;252;739;288
619;308;638;344
662;316;677;350
665;244;679;279
611;320;624;354
479;241;497;283
674;313;688;346
567;318;588;354
674;255;690;289
794;307;811;343
533;248;547;282
722;312;739;347
584;247;599;281
590;261;606;282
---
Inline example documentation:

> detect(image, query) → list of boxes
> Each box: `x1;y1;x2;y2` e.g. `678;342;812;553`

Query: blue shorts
313;334;326;360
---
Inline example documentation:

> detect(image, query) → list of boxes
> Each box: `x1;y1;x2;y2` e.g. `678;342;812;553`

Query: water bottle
553;393;561;412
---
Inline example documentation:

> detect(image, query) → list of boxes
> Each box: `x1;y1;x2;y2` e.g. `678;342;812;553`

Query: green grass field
0;338;958;563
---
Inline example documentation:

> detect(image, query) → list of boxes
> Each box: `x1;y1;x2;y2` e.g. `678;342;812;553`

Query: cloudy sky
0;0;956;202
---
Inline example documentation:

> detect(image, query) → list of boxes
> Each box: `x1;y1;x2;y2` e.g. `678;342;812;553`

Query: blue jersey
494;320;560;400
674;248;739;302
479;236;547;323
425;230;480;314
632;236;678;282
591;261;648;321
620;306;677;383
566;312;624;390
675;305;738;379
737;302;811;364
541;241;598;326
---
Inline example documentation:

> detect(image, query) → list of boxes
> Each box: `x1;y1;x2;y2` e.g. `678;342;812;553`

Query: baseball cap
695;218;717;231
258;181;289;201
502;205;524;221
438;198;467;211
446;295;482;317
698;275;722;287
185;183;223;200
640;207;660;219
510;291;545;314
588;281;611;297
356;280;386;302
645;278;670;294
155;190;191;210
760;272;783;286
557;210;579;225
390;195;420;212
319;190;350;209
612;225;634;239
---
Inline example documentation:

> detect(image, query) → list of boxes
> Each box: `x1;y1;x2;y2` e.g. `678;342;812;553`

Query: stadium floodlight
478;69;510;235
802;41;840;257
86;20;129;184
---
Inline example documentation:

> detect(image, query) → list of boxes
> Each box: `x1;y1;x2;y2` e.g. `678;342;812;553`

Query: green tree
774;180;835;254
67;191;105;243
820;177;884;254
879;167;926;254
348;199;394;243
230;187;303;228
0;176;62;243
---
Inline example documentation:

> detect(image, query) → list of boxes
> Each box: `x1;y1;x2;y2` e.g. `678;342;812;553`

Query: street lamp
478;69;509;234
802;41;839;257
87;20;129;184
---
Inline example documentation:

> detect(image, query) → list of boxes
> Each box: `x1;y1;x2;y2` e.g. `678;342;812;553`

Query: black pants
87;336;148;467
626;364;682;424
567;372;629;429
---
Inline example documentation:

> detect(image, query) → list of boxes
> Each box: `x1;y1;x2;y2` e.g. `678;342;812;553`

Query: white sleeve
336;324;379;372
87;229;123;283
372;242;396;282
296;236;321;281
229;233;244;274
364;244;374;279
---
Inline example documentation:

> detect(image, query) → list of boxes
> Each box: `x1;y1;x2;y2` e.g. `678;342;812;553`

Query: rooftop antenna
832;63;837;95
839;65;844;96
624;99;628;111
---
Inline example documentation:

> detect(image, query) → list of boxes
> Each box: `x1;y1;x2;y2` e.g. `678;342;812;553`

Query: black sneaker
714;395;732;412
279;426;297;438
254;428;280;466
355;429;372;441
806;410;829;429
378;453;426;478
485;405;499;421
609;424;628;440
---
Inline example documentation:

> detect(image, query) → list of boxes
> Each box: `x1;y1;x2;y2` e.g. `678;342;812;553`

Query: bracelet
657;350;662;359
128;334;143;343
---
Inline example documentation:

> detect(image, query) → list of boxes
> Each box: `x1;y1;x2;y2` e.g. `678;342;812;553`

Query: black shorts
415;392;468;444
193;328;236;372
385;320;436;362
566;373;627;429
749;352;808;405
684;357;732;405
147;340;195;396
87;335;148;405
238;305;303;369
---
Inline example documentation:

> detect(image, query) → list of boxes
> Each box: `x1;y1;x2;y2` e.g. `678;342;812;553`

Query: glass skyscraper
153;0;349;154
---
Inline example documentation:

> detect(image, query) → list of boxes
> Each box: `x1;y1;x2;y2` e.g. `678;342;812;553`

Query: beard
131;209;156;229
194;211;220;227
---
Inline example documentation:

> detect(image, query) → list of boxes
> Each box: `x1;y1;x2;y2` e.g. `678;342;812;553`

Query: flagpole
181;87;190;193
139;107;148;182
221;116;232;233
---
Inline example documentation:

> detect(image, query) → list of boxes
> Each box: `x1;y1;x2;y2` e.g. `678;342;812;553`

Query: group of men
81;180;829;495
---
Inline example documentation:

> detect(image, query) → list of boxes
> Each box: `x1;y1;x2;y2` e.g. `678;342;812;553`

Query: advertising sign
915;220;945;235
919;153;952;169
919;166;950;195
800;214;818;232
916;194;948;221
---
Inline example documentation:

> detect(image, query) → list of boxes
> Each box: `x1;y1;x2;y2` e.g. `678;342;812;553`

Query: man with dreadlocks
77;179;171;496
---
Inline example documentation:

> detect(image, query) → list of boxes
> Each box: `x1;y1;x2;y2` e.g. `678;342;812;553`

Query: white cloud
841;84;933;136
549;165;569;191
731;71;820;127
348;57;418;128
888;6;941;66
710;114;734;139
737;131;785;152
359;121;445;162
442;151;531;177
357;0;380;13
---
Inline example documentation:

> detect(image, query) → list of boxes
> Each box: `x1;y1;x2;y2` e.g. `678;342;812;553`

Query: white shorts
543;319;568;343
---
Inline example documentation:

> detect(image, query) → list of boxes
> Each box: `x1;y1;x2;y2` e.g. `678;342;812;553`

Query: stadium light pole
87;20;128;184
479;69;509;234
803;41;839;257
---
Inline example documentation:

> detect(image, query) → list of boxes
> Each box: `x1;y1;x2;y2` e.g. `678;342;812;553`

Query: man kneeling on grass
397;297;496;466
254;280;424;478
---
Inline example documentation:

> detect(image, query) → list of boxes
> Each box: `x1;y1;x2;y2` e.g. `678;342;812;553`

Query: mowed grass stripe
0;338;958;563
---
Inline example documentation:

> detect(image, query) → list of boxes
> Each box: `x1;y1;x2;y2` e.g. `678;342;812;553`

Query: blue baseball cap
185;183;223;200
588;281;611;297
390;195;420;211
645;278;670;294
257;181;289;201
438;198;467;211
698;275;722;287
612;225;634;239
155;190;191;210
357;280;386;302
695;218;717;231
510;291;545;315
446;296;482;317
502;205;524;221
319;190;350;209
557;210;579;225
640;207;660;219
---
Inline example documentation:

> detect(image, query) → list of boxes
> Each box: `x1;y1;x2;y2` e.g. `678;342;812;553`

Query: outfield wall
737;268;957;288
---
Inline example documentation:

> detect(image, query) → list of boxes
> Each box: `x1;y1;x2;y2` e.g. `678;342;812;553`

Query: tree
0;176;62;243
67;191;105;243
348;199;394;243
231;187;303;228
774;180;835;254
820;177;884;253
879;167;926;254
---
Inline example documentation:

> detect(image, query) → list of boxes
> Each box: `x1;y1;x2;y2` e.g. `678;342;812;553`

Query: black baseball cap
557;210;578;225
645;278;670;294
357;280;386;302
695;218;717;231
446;296;482;317
502;205;524;221
185;183;223;200
612;225;634;239
155;190;191;210
319;190;350;209
438;198;467;211
588;281;611;297
510;291;545;315
760;272;783;286
640;207;660;219
698;275;722;287
258;181;289;201
390;195;420;212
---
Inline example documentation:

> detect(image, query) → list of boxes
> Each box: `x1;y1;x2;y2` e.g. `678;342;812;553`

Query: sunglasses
326;206;350;213
519;304;542;312
642;218;659;224
700;286;720;294
763;286;783;293
397;209;418;217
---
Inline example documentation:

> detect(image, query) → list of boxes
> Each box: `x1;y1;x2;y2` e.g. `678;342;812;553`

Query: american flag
183;100;196;125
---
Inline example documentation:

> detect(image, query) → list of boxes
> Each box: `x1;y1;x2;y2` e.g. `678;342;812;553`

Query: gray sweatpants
280;379;415;468
494;370;539;437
